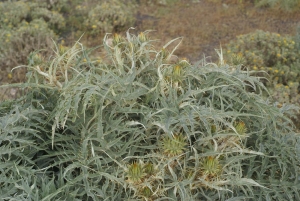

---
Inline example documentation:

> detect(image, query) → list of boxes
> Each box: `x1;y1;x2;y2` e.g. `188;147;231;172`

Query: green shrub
256;0;300;11
1;30;300;200
295;25;300;51
83;0;136;36
225;30;300;105
0;1;29;28
0;0;65;34
28;1;66;31
0;0;137;83
0;18;56;81
239;0;300;10
0;1;62;84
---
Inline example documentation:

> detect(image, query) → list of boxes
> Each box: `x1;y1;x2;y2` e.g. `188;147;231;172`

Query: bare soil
135;0;300;62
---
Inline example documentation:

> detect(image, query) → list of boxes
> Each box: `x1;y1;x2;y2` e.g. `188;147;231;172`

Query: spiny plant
0;29;300;200
161;134;187;157
200;156;222;180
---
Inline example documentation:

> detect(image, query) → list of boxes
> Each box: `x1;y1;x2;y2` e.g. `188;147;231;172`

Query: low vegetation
1;30;299;200
1;1;300;200
225;30;300;115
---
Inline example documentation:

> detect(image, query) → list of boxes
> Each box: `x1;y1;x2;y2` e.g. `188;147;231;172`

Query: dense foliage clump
0;0;137;85
0;1;57;82
0;30;299;200
225;30;300;106
256;0;300;11
83;0;136;36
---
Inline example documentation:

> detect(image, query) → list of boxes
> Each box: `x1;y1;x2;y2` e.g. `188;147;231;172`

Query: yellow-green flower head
234;121;247;135
173;64;182;78
126;161;145;183
201;156;222;177
7;73;12;79
59;44;68;55
161;134;187;157
112;33;123;46
138;32;148;43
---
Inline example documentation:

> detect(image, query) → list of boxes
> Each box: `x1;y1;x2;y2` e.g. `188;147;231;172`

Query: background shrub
256;0;300;11
0;18;56;83
0;31;299;200
225;30;300;106
83;0;136;36
0;0;137;101
28;1;66;32
0;1;60;84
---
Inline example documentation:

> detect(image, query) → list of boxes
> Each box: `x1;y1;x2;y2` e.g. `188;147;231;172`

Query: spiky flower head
31;52;45;66
161;134;187;157
234;121;247;135
200;156;222;179
126;161;145;183
230;52;245;65
171;59;190;82
138;32;148;43
160;48;169;61
112;33;124;46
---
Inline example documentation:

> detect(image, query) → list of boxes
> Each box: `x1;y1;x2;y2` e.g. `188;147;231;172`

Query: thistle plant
234;121;247;135
161;134;187;157
0;29;300;200
127;161;145;184
200;156;222;180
